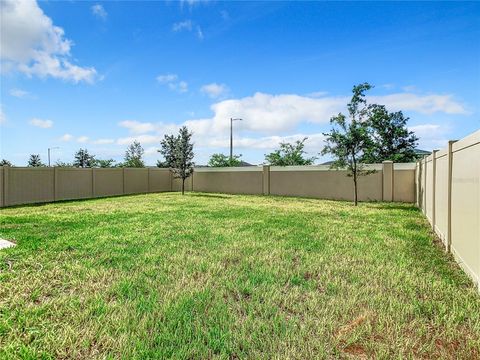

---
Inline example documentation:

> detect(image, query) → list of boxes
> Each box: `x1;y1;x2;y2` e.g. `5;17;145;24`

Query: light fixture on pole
48;147;60;167
230;118;242;162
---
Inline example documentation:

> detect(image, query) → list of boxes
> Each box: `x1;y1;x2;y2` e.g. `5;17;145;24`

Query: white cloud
117;134;163;146
60;133;73;141
93;138;114;145
176;81;189;93
156;73;188;93
172;19;204;40
1;0;97;83
119;120;156;134
201;83;229;98
208;133;325;151
29;118;53;128
188;92;347;135
77;136;89;143
156;74;178;83
9;88;29;98
196;26;204;40
369;93;468;115
112;89;468;161
409;123;450;150
91;4;107;20
172;20;192;32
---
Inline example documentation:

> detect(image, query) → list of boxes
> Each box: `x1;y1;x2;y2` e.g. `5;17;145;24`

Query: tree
0;159;12;166
28;154;45;167
322;83;375;206
363;105;419;163
157;134;177;168
73;149;96;168
95;159;116;168
265;138;316;166
208;153;242;167
123;141;145;168
159;126;194;195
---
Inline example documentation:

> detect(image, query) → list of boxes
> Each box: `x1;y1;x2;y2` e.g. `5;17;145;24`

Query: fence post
122;168;126;195
423;158;427;214
432;150;438;230
3;166;8;207
446;140;457;253
90;168;94;198
54;167;58;201
382;161;394;202
263;165;270;195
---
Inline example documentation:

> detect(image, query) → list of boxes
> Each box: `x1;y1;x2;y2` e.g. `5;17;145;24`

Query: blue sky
1;1;479;166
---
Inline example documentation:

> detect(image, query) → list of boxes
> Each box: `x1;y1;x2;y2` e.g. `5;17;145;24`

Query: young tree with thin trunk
28;154;46;167
159;126;194;195
322;83;374;206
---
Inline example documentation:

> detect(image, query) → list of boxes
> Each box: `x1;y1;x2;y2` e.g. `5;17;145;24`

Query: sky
1;0;479;166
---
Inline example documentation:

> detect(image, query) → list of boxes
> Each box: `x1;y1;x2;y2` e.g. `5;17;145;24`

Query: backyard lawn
0;193;479;359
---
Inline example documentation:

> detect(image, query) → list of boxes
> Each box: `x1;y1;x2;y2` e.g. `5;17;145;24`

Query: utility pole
230;118;242;162
48;147;59;167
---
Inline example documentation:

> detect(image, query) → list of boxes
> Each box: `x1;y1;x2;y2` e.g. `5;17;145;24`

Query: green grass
1;193;479;359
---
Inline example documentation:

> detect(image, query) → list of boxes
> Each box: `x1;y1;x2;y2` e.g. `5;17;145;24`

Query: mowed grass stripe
0;193;479;359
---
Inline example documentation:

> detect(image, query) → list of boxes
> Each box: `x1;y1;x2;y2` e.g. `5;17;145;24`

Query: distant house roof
414;149;432;156
238;160;254;167
321;161;335;165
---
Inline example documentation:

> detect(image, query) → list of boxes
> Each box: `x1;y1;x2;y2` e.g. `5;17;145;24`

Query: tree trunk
352;154;358;206
353;171;358;206
182;178;185;195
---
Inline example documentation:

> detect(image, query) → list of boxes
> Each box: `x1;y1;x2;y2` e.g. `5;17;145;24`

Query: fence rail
417;129;479;291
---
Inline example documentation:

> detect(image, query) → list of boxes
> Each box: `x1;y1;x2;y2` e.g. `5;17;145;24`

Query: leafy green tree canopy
208;153;242;167
96;159;116;168
0;159;13;166
123;141;145;168
265;138;316;166
322;83;375;205
73;149;96;168
28;154;45;167
364;105;419;163
159;126;194;195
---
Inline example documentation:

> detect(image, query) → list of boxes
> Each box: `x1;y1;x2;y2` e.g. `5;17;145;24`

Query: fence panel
193;167;263;195
148;169;171;193
56;168;93;201
450;132;479;287
434;151;448;245
393;164;416;203
93;168;124;198
270;165;383;201
5;167;54;206
124;168;149;194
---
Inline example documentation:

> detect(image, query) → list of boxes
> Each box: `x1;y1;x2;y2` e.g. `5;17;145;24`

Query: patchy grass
0;193;479;359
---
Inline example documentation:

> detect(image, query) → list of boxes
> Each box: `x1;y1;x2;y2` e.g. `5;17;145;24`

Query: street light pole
48;147;59;167
230;118;242;162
